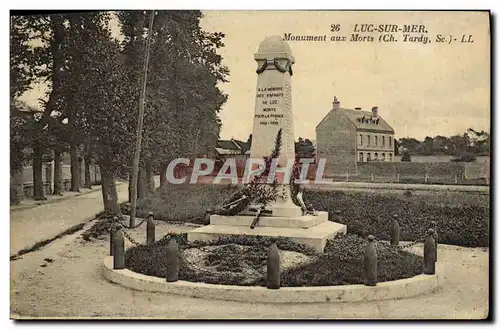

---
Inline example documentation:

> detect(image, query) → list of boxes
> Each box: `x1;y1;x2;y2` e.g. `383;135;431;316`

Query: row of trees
396;128;490;160
10;11;229;215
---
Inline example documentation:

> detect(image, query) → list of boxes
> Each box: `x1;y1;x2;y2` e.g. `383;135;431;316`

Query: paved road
10;177;159;256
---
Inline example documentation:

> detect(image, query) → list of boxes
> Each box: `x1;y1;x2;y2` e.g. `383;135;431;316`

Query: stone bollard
423;229;436;275
391;214;400;246
203;210;212;225
112;229;125;270
146;212;155;245
267;242;280;289
431;221;438;262
364;235;377;286
166;238;179;282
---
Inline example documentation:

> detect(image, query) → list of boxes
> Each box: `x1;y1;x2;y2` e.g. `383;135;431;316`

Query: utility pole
129;10;155;228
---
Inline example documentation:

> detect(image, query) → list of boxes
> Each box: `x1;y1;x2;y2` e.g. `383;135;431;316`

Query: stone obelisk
250;35;302;218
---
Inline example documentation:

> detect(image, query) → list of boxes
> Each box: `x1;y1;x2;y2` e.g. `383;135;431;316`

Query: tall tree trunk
10;169;24;205
160;163;168;188
128;174;133;203
32;142;46;200
137;166;146;200
100;161;121;216
53;149;63;195
84;156;92;189
145;161;155;193
70;143;80;192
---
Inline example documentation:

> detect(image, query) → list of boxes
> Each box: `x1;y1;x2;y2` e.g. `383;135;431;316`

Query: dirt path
10;222;489;319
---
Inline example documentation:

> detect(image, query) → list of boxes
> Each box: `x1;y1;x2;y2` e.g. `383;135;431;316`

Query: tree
295;137;315;159
401;148;411;162
118;10;229;191
59;12;136;215
420;136;434;155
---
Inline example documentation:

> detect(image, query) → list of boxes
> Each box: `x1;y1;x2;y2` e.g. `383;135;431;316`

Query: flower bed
124;234;423;287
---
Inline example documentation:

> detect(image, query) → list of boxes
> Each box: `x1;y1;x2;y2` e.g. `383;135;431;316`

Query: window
382;136;385;146
374;153;378;161
358;152;364;162
389;137;392;147
382;153;385;161
367;135;371;146
367;153;371;161
359;134;363;145
375;136;378;146
388;153;393;161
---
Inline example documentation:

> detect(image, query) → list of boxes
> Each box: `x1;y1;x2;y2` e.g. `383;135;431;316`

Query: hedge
303;189;489;247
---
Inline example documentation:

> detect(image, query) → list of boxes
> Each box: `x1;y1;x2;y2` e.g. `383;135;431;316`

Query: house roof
233;140;250;152
215;139;251;156
316;108;394;133
216;140;241;151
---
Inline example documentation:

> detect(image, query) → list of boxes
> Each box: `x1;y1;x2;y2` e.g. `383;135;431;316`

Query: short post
346;172;349;182
203;209;211;225
371;172;374;182
166;238;179;282
146;212;155;245
391;214;400;246
423;229;436;275
454;173;458;184
267;242;280;289
112;229;125;270
425;173;428;184
431;221;438;262
397;173;400;183
364;235;377;286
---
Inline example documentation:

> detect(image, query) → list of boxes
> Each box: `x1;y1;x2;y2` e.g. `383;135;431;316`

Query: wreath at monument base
205;129;316;220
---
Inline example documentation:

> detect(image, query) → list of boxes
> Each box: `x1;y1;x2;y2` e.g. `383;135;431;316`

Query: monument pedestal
187;211;347;253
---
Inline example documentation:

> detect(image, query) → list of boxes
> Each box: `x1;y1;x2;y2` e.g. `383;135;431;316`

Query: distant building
214;138;250;163
315;97;395;175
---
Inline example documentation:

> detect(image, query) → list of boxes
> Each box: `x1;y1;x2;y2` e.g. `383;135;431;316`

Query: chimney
332;96;340;110
355;107;361;110
372;106;378;117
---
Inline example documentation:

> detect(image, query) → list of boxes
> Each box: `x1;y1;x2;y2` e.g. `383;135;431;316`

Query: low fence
327;161;489;185
170;161;325;182
109;212;438;288
16;163;101;199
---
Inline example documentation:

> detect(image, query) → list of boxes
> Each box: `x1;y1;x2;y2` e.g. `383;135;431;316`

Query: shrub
277;234;423;287
451;152;477;163
129;184;239;223
304;189;489;247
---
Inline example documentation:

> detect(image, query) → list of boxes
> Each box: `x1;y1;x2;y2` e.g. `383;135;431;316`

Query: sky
19;10;490;142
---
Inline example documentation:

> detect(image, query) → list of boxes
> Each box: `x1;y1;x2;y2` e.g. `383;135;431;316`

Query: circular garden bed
124;234;424;287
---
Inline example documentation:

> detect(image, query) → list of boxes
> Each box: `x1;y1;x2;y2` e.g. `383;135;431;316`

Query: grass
133;184;239;224
124;234;424;287
10;222;86;261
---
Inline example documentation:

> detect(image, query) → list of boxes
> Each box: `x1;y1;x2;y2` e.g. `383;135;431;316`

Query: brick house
315;97;395;175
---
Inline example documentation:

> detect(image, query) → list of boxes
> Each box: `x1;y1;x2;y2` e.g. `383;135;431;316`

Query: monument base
187;211;347;253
